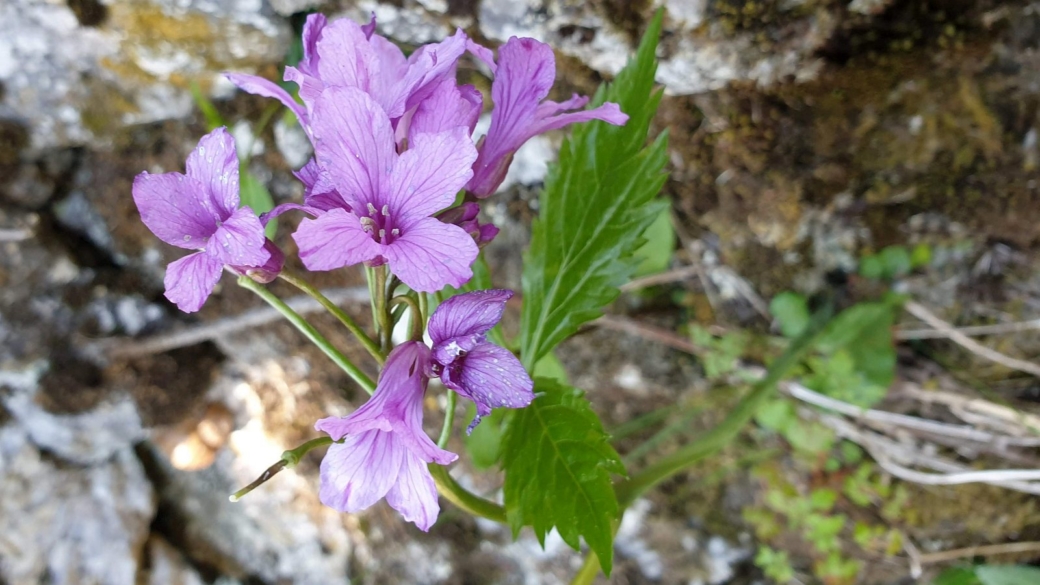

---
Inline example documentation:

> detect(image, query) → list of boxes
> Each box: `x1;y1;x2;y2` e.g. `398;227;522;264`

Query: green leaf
934;567;983;585
501;378;625;574
879;245;912;278
533;350;569;384
810;300;897;408
770;292;811;338
239;169;277;239
976;565;1040;585
633;203;674;276
519;10;668;370
464;406;506;469
189;81;227;131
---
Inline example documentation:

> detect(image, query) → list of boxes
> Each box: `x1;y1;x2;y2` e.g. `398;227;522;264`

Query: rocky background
4;0;1040;583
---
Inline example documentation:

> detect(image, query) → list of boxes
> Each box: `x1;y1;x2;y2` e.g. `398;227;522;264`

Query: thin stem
230;436;334;501
390;295;423;341
428;464;507;523
571;552;601;585
238;276;376;394
614;303;833;507
278;272;384;364
438;391;457;449
418;292;430;324
373;266;390;352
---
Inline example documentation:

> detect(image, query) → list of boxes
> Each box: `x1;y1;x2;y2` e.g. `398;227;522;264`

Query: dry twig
903;301;1040;378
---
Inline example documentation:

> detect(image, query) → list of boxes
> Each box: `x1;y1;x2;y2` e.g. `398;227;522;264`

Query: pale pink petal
384;451;442;531
224;73;308;127
294;208;383;271
163;251;224;313
428;289;512;344
132;171;218;249
389;128;476;221
204;206;270;267
311;87;396;211
386;218;477;292
318;431;403;513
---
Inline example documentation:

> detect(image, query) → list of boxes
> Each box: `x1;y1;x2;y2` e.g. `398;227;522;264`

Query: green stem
373;266;390;352
278;272;384;364
613;303;833;507
571;552;602;585
418;292;430;324
390;295;423;342
438;391;457;449
238;276;376;394
230;436;334;502
428;464;507;523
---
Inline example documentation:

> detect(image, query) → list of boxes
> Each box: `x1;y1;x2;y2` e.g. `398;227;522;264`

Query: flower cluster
131;13;626;531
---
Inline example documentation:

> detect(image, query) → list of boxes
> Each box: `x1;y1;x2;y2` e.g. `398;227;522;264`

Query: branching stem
278;272;384;364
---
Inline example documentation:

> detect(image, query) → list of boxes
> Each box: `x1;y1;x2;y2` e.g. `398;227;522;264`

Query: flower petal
389;127;477;221
132;171;218;249
409;77;482;138
185;127;240;218
465;38;497;74
398;29;468;115
205;206;270;267
232;239;284;283
455;342;534;431
294;208;383;271
386;218;477;293
428;289;513;345
529;101;629;137
163;251;224;313
467;37;555;195
384;451;442;531
318;431;403;513
294;158;349;212
312;87;396;211
225;73;309;128
314;18;377;97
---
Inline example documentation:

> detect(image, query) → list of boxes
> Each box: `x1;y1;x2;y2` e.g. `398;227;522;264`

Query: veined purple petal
457;342;534;423
299;13;327;75
389;127;477;222
284;65;324;108
428;289;512;344
312;87;396;211
225;73;309;128
535;94;589;118
232;239;284;284
204;206;270;267
315;341;455;529
384;451;441;531
294;208;383;271
529;101;629;137
465;38;497;74
185;127;240;219
386;217;477;292
409;77;482;139
259;202;322;224
315;18;377;99
163;251;224;313
318;431;403;513
398;29;469;115
132;171;218;249
294;159;349;212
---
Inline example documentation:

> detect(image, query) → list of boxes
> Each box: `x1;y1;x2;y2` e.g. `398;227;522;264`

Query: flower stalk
237;276;376;394
278;271;384;364
229;436;334;502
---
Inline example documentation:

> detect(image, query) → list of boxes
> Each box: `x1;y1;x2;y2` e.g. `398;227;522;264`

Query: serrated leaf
239;169;276;239
519;10;668;370
634;203;675;276
502;378;625;574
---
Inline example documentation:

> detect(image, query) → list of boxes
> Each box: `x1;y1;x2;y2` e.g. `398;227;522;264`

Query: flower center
358;202;400;244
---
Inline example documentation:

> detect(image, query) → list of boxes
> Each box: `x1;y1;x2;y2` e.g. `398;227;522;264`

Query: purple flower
428;290;534;432
226;14;467;133
465;37;630;197
315;342;457;531
293;87;479;292
436;202;499;247
132;128;279;313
